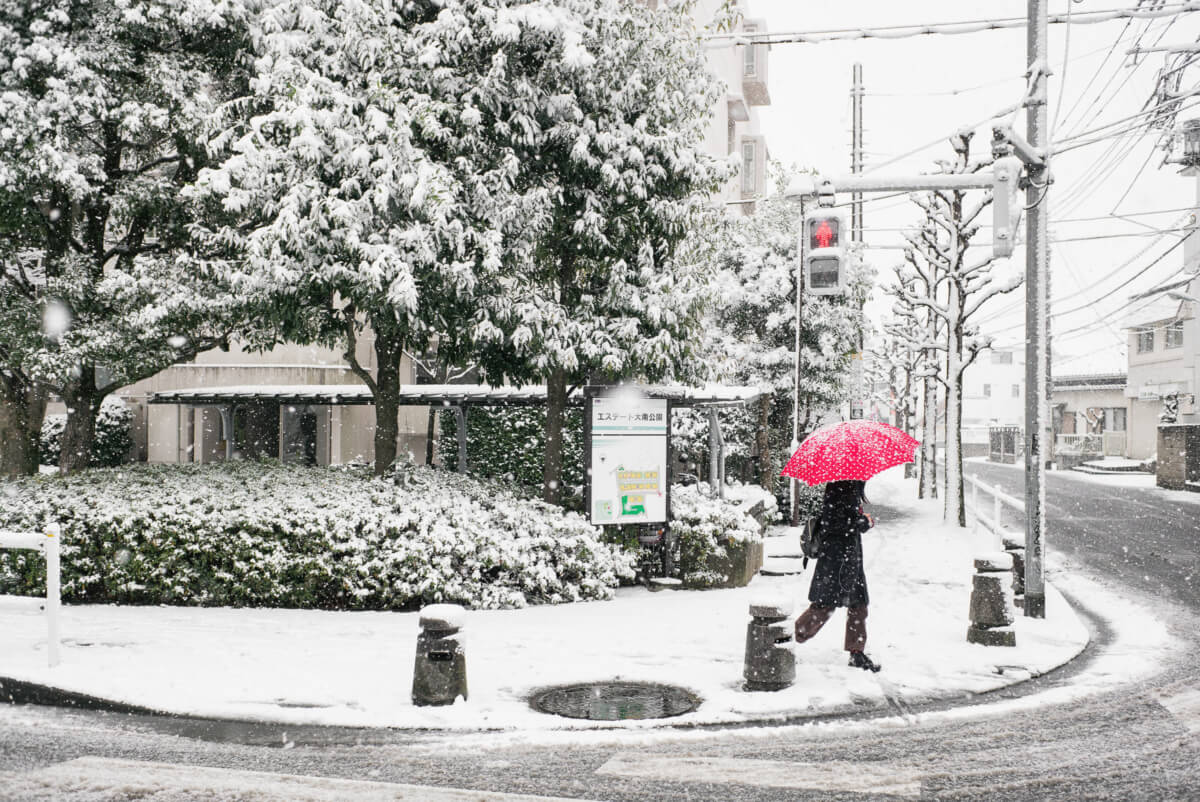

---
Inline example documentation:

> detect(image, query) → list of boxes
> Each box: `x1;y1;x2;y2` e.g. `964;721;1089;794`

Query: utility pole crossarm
785;173;995;200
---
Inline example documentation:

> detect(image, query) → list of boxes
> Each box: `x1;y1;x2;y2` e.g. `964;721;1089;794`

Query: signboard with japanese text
586;391;669;526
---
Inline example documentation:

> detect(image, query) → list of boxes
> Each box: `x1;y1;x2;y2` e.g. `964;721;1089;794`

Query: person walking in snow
793;479;882;672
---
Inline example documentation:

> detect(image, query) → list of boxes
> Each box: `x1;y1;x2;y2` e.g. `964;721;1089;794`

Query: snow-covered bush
39;396;133;468
670;484;763;588
0;462;634;610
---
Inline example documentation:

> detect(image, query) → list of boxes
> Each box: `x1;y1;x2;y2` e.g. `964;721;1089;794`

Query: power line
985;230;1194;335
974;213;1193;325
705;3;1200;47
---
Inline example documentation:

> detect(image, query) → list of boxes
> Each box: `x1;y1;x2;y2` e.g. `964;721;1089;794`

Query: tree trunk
373;336;402;477
0;376;47;478
59;367;101;475
756;394;772;491
946;287;965;526
424;407;437;466
543;367;567;505
902;357;916;479
919;372;937;499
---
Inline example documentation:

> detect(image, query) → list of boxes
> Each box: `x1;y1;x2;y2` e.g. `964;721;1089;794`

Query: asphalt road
963;460;1200;609
1;466;1199;801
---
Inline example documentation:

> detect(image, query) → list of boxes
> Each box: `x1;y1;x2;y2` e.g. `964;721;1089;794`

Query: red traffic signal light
808;216;839;250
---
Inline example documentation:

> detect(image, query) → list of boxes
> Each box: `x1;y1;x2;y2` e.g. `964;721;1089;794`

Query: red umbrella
780;420;919;486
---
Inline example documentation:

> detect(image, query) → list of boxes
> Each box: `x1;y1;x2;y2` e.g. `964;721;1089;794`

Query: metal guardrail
964;474;1024;538
0;523;62;667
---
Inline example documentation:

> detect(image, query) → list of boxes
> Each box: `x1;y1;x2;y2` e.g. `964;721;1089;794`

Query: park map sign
587;392;669;526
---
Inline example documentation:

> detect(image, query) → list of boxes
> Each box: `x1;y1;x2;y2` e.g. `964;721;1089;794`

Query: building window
743;25;757;77
1166;320;1184;349
1136;329;1155;354
741;140;756;194
991;351;1014;365
1106;407;1127;432
1012;384;1020;398
983;384;991;398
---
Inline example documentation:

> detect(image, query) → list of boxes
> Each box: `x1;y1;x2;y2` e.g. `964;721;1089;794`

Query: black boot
848;650;881;672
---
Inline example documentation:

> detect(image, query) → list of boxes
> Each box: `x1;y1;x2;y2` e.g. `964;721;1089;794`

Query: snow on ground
0;466;1122;732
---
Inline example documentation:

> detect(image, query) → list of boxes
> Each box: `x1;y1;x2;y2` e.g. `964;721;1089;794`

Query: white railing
1056;433;1102;454
0;523;61;667
964;474;1024;538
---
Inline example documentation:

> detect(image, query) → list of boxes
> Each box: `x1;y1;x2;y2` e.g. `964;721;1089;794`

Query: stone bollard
967;553;1016;647
412;604;468;706
1002;534;1026;609
743;601;795;691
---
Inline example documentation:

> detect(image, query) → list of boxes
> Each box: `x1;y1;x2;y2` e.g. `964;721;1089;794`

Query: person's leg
794;605;835;643
844;605;868;652
845;606;881;671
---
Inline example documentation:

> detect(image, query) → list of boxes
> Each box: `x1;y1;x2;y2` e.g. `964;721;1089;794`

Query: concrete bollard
743;601;795;691
412;604;468;706
967;553;1016;647
1001;534;1026;608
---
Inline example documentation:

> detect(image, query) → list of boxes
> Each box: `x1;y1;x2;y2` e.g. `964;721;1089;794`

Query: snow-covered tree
468;0;733;504
191;0;584;475
895;133;1022;525
701;164;872;499
0;0;253;475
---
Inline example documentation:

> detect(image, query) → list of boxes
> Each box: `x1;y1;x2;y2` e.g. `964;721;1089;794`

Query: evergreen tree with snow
470;0;732;504
0;0;254;475
700;163;871;500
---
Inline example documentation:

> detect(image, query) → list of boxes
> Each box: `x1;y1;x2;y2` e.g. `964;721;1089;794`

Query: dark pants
794;604;868;652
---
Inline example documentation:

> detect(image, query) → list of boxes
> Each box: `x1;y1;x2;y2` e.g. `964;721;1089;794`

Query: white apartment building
687;0;771;214
1125;289;1197;460
74;2;772;470
960;345;1025;456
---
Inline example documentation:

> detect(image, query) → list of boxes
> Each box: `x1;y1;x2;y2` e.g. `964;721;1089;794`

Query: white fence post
0;522;62;667
45;523;61;668
993;486;1002;533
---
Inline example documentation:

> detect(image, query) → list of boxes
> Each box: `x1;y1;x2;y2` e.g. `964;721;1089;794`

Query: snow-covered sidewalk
0;467;1098;731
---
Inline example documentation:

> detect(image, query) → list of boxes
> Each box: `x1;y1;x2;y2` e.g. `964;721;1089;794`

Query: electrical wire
985;230;1194;335
704;3;1200;47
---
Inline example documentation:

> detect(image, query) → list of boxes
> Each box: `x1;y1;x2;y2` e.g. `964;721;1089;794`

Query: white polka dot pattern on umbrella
779;420;920;486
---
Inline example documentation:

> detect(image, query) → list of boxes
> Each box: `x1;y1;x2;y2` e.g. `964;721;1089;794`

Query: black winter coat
808;481;873;608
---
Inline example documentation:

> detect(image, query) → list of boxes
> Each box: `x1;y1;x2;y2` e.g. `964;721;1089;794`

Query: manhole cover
530;682;701;721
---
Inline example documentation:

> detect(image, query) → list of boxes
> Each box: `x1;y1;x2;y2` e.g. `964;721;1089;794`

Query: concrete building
961;345;1026;457
1051;373;1129;463
687;0;771;214
70;2;771;470
1124;293;1197;460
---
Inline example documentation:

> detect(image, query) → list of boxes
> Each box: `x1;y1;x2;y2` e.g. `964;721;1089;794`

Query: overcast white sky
744;0;1200;375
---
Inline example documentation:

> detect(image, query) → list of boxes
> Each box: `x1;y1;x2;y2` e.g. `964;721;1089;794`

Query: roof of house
148;383;765;409
1051;373;1127;391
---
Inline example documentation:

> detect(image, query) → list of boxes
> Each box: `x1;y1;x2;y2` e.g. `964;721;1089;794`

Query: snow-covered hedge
40;396;134;468
670;484;764;588
0;462;634;610
439;407;585;505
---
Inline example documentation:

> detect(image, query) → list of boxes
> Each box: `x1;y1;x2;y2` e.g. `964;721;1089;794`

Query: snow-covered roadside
0;466;1114;732
965;455;1200;504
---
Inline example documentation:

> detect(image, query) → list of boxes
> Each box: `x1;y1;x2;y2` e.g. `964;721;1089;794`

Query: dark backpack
800;517;823;568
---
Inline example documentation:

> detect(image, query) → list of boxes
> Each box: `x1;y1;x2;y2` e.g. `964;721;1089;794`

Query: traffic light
803;210;846;296
992;156;1023;258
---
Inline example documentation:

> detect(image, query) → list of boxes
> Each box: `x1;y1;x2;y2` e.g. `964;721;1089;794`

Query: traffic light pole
790;195;807;527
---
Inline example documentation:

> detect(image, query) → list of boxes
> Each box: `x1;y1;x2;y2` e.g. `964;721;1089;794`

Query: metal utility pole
851;63;864;243
1024;0;1049;619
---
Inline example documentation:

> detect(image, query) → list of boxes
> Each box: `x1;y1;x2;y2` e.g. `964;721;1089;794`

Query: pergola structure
149;383;765;493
